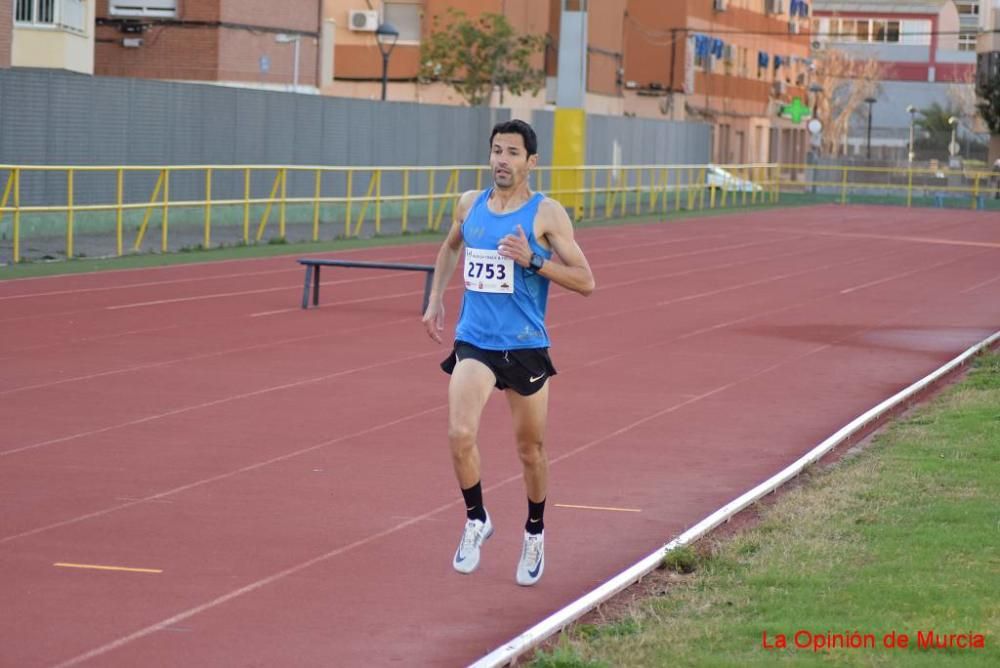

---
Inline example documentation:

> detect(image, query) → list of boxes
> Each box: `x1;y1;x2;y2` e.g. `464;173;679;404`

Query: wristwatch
529;253;545;271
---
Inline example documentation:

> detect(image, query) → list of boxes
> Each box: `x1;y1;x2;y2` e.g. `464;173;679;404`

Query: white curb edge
470;330;1000;668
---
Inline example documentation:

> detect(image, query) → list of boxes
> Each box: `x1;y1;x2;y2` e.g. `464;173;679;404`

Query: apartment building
812;1;979;158
618;0;813;164
93;0;321;91
5;0;94;73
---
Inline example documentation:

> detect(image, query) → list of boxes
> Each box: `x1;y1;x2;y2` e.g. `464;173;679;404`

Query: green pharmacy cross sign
779;97;812;123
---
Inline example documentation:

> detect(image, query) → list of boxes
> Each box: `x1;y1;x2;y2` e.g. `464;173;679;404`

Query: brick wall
219;0;318;33
0;0;12;67
218;30;318;87
95;0;321;85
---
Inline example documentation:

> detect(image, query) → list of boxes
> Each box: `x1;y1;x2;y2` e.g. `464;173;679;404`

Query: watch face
531;254;544;270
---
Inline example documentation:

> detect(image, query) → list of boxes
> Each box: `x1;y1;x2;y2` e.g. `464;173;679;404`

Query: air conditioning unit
788;21;800;34
713;0;728;12
348;9;379;32
766;0;784;14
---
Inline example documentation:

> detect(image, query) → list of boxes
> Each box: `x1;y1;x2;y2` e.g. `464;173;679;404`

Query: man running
422;119;595;586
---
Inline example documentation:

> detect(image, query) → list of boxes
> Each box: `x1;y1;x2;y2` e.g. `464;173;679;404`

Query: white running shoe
516;531;544;586
452;511;493;574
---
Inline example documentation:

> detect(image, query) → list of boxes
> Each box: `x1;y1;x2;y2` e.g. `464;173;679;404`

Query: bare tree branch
811;49;883;156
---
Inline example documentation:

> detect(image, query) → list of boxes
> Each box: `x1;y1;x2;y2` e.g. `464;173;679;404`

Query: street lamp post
864;96;877;160
375;22;399;101
948;116;959;161
808;83;823;150
906;104;916;163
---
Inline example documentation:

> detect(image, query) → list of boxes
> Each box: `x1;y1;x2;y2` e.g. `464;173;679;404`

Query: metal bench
298;258;435;313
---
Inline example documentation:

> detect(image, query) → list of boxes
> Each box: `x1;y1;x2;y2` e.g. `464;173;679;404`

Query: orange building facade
617;0;813;163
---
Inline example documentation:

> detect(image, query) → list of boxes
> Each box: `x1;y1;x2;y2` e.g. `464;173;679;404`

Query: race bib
464;248;514;294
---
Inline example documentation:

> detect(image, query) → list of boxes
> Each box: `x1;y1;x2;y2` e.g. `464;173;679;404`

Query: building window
829;18;902;44
886;21;900;42
955;2;979;17
110;1;177;17
384;2;421;43
15;0;56;25
871;20;887;42
900;20;932;46
15;0;85;33
955;1;979;51
854;20;868;42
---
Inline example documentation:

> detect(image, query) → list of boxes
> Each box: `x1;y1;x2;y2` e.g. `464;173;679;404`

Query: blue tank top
455;189;553;350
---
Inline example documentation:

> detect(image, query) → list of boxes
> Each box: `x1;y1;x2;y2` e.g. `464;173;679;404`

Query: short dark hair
490;119;538;157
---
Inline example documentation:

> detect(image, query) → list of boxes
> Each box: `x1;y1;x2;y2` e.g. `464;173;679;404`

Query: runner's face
490;133;536;190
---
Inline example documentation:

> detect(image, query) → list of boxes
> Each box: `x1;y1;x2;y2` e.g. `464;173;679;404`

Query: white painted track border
470;330;1000;668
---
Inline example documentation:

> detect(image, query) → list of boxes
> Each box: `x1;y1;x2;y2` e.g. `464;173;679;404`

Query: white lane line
105;283;332;309
54;563;162;574
961;273;1000;294
839;251;991;294
0;268;295;302
3;403;448;548
0;315;413;397
0;349;436;458
555;504;642;513
249;307;301;317
0;325;182;360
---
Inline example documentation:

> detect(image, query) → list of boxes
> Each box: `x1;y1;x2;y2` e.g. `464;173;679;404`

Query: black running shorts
441;340;557;396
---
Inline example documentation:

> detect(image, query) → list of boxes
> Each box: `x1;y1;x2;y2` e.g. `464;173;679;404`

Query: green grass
0;229;448;280
777;190;1000;210
533;352;1000;667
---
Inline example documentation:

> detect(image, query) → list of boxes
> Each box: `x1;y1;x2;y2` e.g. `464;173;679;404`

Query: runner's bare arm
525;199;595;296
422;190;477;342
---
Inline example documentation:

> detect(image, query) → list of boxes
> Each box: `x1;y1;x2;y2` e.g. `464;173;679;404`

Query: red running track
1;205;998;667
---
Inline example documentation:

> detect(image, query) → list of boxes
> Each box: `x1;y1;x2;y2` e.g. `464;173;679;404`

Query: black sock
461;482;487;522
525;497;545;534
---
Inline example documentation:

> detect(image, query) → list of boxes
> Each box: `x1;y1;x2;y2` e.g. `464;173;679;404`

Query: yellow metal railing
0;162;786;263
778;163;998;209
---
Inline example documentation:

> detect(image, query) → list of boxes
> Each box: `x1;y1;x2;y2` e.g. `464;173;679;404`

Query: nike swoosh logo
455;551;466;563
529;374;546;383
528;557;542;578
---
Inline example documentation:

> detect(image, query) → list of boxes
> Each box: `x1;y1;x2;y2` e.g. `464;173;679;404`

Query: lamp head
376;22;399;42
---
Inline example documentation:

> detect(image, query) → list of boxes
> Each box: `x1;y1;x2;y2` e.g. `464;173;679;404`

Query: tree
946;70;978;126
914;102;962;158
915;102;961;134
810;48;882;156
976;74;1000;135
418;8;547;107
